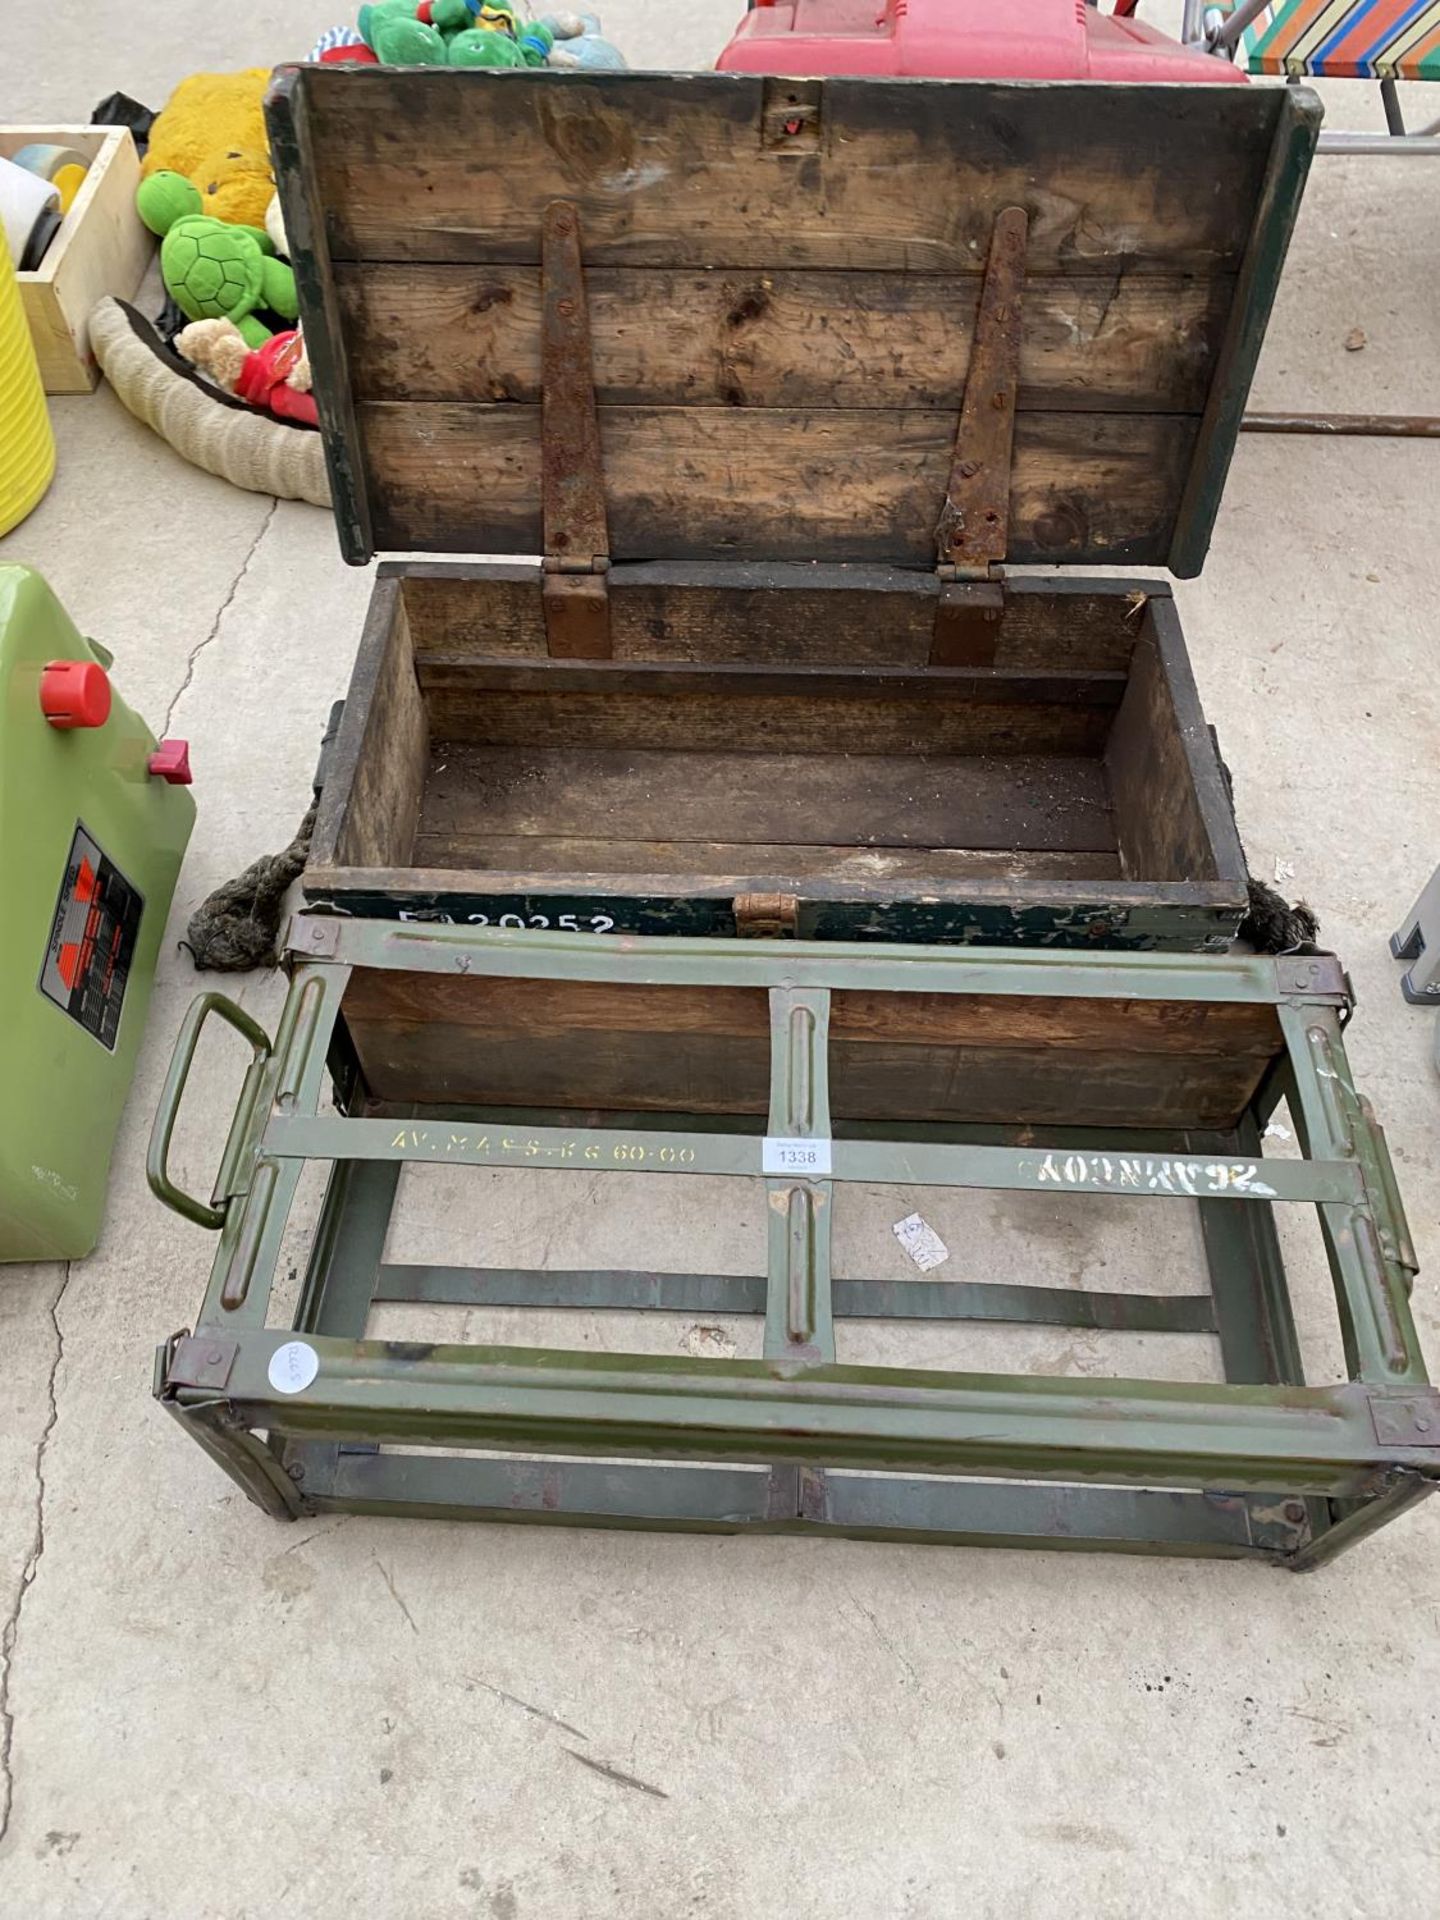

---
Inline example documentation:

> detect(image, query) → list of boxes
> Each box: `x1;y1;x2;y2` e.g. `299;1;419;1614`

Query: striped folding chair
1184;0;1440;150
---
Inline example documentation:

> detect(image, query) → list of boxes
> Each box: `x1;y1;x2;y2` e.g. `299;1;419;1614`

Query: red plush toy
234;330;320;426
308;24;382;63
175;319;320;427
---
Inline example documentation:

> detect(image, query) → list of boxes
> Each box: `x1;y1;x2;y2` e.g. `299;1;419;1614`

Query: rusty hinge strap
541;199;611;658
935;204;1028;579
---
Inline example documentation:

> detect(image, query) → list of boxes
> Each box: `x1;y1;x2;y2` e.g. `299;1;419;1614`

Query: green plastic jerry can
0;566;196;1262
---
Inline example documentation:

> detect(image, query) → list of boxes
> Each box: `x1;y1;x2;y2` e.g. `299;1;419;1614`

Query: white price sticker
762;1137;832;1177
892;1212;950;1274
267;1341;320;1396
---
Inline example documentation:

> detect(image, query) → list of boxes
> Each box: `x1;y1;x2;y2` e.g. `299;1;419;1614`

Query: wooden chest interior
307;563;1248;943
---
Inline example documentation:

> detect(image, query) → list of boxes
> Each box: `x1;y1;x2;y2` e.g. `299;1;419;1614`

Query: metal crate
151;921;1435;1567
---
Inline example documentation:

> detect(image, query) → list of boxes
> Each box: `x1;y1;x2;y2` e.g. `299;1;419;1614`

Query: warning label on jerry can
38;823;144;1051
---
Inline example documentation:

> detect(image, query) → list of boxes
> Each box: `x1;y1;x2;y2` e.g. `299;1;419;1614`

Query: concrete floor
4;7;1440;1916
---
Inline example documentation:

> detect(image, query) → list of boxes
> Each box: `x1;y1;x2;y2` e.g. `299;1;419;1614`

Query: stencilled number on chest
396;909;617;933
1032;1153;1276;1198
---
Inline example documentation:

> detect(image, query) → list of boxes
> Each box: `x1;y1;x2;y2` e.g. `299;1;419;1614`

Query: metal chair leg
1381;76;1408;136
1391;864;1440;1004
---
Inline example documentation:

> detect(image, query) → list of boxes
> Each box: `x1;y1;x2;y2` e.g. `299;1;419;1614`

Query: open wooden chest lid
268;66;1319;579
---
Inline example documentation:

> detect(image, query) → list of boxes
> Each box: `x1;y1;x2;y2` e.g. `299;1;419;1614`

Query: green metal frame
151;922;1437;1567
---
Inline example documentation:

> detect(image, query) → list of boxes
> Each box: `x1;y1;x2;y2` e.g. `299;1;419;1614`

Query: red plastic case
719;0;1248;83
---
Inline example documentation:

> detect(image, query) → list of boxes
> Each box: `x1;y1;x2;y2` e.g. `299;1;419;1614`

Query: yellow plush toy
139;70;275;229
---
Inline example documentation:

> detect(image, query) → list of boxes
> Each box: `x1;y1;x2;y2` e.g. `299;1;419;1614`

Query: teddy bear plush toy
139;70;276;229
176;317;319;427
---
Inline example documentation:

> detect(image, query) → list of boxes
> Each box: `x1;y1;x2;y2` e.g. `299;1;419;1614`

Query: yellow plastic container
0;243;56;537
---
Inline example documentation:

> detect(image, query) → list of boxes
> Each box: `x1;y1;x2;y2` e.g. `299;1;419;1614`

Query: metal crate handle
147;993;272;1230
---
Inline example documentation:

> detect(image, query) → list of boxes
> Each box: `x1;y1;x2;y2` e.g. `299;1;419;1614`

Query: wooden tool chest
270;66;1320;948
159;73;1438;1569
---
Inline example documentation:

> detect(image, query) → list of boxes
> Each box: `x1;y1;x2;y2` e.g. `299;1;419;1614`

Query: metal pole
1318;130;1440;155
1243;411;1440;438
1207;0;1271;52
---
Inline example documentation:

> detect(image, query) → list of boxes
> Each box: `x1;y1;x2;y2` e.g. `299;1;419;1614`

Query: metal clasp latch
735;893;798;938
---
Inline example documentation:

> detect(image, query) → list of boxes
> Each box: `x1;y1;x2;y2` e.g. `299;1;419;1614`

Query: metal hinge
1370;1390;1440;1450
1274;953;1350;1004
163;1332;239;1393
288;914;343;960
540;199;611;659
735;893;798;938
930;205;1028;668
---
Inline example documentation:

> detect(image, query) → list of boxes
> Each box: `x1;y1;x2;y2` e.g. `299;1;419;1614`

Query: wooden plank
1139;597;1246;892
410;661;1131;701
344;973;770;1038
1169;87;1321;576
343;1017;1270;1127
1105;601;1245;905
362;404;1196;565
828;1043;1270;1132
266;69;375;562
420;692;1114;756
305;70;1279;276
412;746;1116;852
342;970;1279;1054
311;579;427;870
413;661;1123;756
1106;622;1206;884
337;264;1234;413
396;565;550;660
831;992;1278;1058
307;861;1237;913
340;972;1278;1126
311;576;398;870
404;837;1122;885
397;565;1153;671
349;1018;771;1114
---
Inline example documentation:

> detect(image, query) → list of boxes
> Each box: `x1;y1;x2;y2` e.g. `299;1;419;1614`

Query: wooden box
269;67;1321;949
1;127;153;394
306;563;1249;944
334;920;1298;1128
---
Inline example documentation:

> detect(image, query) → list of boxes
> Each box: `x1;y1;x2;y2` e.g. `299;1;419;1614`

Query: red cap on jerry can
40;660;112;730
148;739;193;785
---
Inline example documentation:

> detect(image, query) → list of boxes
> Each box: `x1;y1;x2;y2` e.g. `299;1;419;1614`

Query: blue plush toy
539;9;627;67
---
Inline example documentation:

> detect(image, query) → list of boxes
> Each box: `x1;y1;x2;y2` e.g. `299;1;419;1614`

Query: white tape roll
9;143;88;183
0;155;60;269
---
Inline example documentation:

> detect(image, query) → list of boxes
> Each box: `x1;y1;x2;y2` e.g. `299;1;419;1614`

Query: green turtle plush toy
137;172;298;349
357;0;554;64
